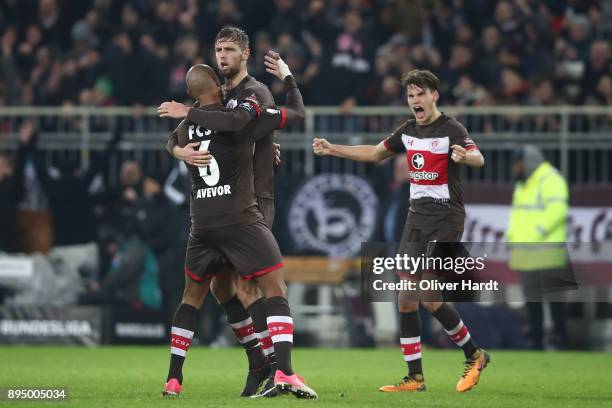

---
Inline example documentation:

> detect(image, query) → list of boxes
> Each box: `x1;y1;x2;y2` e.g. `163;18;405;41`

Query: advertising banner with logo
0;306;103;345
107;306;167;345
463;204;612;285
464;204;612;246
287;174;379;257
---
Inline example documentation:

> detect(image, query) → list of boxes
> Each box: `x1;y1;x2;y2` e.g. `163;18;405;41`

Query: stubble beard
222;64;241;81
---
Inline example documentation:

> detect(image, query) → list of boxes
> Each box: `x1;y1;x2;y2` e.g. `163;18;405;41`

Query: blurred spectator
318;9;374;109
269;0;302;40
580;40;611;102
81;226;161;310
133;173;185;317
94;159;143;231
20;120;99;247
0;139;26;252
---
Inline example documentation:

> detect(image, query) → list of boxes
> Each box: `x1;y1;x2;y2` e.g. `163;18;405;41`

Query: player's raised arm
312;139;393;162
264;51;305;126
246;52;305;141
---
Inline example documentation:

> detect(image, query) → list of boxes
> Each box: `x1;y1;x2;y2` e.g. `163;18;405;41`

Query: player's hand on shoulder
313;138;331;156
179;142;212;167
264;50;291;80
157;101;190;119
450;144;467;163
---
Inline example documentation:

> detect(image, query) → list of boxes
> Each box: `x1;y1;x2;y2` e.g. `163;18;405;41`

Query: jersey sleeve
237;93;262;118
250;107;286;141
186;106;253;132
382;125;406;153
166;120;187;156
249;76;305;140
449;120;478;151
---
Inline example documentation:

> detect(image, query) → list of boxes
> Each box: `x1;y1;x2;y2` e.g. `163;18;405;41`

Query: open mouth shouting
413;105;426;121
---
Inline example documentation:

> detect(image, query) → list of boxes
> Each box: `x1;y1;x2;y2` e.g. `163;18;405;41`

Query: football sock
248;298;277;371
399;311;423;377
432;303;478;358
265;296;294;375
168;303;199;384
222;295;266;370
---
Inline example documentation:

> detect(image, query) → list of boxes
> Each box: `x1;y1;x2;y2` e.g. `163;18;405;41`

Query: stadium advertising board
0;306;102;345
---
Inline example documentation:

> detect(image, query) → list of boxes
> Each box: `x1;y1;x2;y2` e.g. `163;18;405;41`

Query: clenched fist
450;144;467;163
313;138;331;156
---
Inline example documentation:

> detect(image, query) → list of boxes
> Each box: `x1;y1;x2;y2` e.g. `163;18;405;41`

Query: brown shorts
397;227;464;278
257;197;275;229
184;219;283;282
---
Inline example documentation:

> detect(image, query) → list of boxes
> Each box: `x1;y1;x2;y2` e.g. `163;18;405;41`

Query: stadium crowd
0;0;611;109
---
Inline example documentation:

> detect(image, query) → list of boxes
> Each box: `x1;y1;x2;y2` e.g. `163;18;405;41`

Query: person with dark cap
507;144;570;349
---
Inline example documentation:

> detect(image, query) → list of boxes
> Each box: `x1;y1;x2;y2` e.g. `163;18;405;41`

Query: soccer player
160;61;317;399
159;27;284;397
313;69;489;392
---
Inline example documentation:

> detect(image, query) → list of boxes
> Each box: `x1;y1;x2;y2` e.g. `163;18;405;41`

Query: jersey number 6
199;140;220;186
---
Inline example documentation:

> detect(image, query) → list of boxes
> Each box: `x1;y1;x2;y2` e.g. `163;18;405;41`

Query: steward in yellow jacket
506;144;570;349
507;145;568;271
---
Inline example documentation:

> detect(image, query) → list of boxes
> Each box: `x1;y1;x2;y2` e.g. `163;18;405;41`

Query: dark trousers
521;269;569;349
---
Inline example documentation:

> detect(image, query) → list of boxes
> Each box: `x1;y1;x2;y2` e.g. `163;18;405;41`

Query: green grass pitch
1;347;611;407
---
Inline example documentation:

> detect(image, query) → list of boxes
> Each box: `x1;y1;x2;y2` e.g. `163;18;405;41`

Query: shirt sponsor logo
409;171;439;181
411;153;425;169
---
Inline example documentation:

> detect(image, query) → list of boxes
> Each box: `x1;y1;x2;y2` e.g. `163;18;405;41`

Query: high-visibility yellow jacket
506;161;569;271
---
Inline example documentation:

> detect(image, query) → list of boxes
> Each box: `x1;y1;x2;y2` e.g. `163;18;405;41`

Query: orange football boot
379;375;426;392
456;349;490;392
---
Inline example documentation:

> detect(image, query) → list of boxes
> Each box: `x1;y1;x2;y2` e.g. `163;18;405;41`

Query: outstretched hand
158;101;190;119
264;50;292;80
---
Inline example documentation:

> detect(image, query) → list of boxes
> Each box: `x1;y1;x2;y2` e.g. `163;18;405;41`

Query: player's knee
421;301;443;313
182;278;210;309
397;290;419;312
398;300;419;313
254;271;286;298
210;276;235;304
237;280;263;307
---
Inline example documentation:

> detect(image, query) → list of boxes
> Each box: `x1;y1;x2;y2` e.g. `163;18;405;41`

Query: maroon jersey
383;114;479;231
170;105;289;228
223;76;276;199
